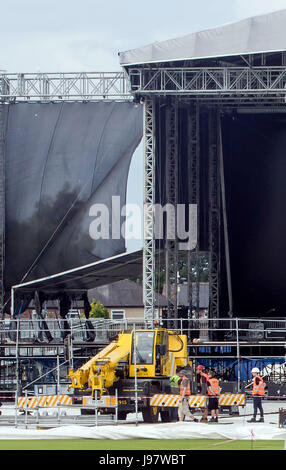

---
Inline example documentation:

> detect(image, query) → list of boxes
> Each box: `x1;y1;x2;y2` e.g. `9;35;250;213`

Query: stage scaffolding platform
2;10;286;396
0;316;284;398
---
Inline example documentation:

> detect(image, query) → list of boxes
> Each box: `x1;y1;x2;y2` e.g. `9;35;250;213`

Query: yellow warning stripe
18;395;72;409
150;394;245;408
189;395;207;407
150;394;207;408
18;393;245;409
218;394;245;406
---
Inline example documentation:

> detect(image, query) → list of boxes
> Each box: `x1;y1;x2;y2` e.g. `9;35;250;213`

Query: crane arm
68;332;132;396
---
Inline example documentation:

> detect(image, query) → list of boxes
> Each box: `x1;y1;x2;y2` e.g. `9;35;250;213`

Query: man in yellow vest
177;370;198;422
170;373;181;389
247;367;265;423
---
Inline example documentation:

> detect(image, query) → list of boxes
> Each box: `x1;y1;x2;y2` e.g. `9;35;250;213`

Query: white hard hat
251;367;260;373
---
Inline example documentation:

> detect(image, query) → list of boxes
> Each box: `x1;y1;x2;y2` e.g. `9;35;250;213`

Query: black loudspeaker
247;322;264;340
219;382;238;393
268;382;286;397
279;409;286;428
178;307;190;337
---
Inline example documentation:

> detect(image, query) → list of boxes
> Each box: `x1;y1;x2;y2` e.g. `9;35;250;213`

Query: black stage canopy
12;249;143;295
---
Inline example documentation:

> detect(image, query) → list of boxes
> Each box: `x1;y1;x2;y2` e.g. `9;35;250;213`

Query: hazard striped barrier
18;395;72;409
218;393;246;406
17;393;246;409
150;393;246;408
150;394;207;408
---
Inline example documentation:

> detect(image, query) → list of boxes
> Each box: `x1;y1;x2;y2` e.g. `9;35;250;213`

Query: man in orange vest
196;364;209;422
247;367;265;423
206;370;220;422
177;370;198;422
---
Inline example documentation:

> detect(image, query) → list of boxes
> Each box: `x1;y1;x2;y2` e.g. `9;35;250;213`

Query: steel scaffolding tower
187;105;200;319
165;99;178;328
143;98;156;326
208;110;221;322
0;98;5;319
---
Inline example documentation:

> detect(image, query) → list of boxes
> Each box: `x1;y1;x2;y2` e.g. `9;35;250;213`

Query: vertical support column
208;110;221;326
187;104;200;319
218;114;233;317
0;94;5;319
165;98;178;329
143;98;156;327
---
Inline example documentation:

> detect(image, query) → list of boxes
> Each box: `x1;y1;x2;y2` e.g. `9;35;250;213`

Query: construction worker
170;372;181;389
196;364;209;422
177;370;198;423
206;370;220;422
247;367;265;423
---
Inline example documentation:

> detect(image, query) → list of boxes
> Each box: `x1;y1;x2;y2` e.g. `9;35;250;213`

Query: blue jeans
253;396;264;418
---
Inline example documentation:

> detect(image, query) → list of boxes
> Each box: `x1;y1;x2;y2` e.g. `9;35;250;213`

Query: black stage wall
221;113;286;317
155;102;286;318
2;101;142;304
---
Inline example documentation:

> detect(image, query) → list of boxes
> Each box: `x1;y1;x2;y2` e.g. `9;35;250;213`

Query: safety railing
0;316;285;354
0;317;146;345
0;316;285;394
14;390;119;428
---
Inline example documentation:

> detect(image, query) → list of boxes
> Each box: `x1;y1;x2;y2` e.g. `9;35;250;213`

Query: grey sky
1;0;286;251
1;0;286;72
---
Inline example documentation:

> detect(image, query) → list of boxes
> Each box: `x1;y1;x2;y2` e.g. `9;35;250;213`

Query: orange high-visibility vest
180;379;191;397
200;372;209;384
207;378;220;396
252;375;265;397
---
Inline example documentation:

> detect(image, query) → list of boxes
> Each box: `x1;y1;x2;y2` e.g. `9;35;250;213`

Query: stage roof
12;250;143;294
119;9;286;66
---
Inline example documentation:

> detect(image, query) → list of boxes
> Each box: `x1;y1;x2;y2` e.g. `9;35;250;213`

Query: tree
89;299;109;319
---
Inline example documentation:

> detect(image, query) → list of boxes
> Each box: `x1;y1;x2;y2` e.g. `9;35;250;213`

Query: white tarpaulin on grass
0;422;285;441
119;9;286;66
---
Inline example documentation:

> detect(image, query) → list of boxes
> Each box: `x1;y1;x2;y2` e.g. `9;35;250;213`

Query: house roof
177;283;209;309
88;279;168;308
119;9;286;66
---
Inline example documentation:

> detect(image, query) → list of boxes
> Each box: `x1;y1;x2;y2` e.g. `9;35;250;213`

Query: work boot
210;417;216;422
192;418;198;422
215;417;218;422
247;417;256;423
258;417;264;423
200;418;208;423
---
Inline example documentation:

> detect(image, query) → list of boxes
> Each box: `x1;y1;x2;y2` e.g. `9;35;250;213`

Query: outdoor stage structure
1;10;286;338
119;9;286;332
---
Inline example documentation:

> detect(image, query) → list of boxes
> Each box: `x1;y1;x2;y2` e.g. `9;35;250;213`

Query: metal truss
208;110;221;323
143;98;156;326
0;72;130;101
187;105;200;318
128;66;286;102
0;104;5;319
165;99;178;328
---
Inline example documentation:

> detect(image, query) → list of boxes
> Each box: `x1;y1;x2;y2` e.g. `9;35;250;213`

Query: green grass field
0;439;283;450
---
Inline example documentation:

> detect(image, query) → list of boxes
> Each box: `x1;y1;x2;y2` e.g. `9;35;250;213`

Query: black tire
142;406;159;423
